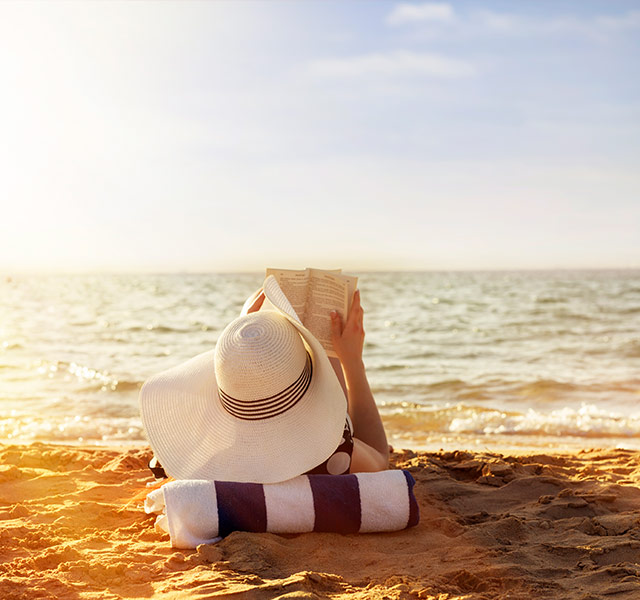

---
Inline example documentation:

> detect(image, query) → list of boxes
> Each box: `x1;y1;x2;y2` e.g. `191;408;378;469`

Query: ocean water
1;271;639;452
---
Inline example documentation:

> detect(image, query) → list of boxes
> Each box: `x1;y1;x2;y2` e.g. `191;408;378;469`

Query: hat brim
139;276;347;483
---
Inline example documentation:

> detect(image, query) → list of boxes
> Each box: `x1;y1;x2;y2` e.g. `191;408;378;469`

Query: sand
1;443;639;600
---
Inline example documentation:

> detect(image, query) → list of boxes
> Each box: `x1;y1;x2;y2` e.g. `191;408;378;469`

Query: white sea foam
0;414;145;443
448;403;640;438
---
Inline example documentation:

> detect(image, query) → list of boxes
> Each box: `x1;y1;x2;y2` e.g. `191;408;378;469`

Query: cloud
476;10;520;32
386;5;640;41
523;10;640;41
387;2;454;26
309;50;474;79
594;10;640;30
476;8;640;38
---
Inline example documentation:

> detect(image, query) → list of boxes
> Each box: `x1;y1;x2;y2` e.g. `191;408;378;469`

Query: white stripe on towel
263;475;315;533
356;470;410;532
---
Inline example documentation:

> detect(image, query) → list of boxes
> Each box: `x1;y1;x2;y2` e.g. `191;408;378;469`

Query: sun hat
139;275;348;484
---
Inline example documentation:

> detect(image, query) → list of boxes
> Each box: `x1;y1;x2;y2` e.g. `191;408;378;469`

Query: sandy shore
1;443;639;599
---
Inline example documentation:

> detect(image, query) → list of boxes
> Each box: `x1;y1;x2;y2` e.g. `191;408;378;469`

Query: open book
265;267;358;358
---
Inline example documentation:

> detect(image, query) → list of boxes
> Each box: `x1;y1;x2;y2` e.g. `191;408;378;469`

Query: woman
140;275;388;483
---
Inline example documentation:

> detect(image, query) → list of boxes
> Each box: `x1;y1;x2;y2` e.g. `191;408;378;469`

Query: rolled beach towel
145;469;419;549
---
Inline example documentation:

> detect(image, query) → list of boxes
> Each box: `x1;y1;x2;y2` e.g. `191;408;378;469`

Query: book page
265;267;358;358
265;268;310;321
306;270;358;357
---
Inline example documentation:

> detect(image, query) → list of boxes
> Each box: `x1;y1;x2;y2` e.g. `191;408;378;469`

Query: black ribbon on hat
218;352;313;420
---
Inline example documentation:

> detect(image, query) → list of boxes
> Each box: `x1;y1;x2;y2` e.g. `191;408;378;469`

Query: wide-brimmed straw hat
139;276;347;483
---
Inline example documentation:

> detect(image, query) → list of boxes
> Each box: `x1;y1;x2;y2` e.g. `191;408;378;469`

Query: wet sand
1;443;639;599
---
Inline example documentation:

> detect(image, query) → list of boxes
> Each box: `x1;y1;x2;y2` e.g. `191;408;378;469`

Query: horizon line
2;266;639;277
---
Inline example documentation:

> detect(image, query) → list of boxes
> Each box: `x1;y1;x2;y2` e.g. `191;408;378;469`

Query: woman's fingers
347;290;363;329
331;290;364;356
351;289;361;312
330;310;343;342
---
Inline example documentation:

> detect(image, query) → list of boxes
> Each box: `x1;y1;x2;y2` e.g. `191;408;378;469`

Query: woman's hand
330;289;365;369
241;288;265;315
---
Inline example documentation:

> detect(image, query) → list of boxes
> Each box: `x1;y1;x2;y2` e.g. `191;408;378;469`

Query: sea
1;270;639;453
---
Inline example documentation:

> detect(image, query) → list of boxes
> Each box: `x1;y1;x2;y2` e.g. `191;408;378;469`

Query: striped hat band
218;351;313;421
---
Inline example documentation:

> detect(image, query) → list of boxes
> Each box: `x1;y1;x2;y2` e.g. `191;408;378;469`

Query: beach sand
1;443;639;600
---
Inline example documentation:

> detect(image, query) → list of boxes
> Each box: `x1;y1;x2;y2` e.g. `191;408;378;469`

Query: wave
534;296;566;304
375;376;640;402
0;414;145;444
32;360;143;394
375;364;409;372
125;324;202;333
1;342;23;350
510;379;579;395
75;380;142;393
448;403;640;438
381;402;640;439
402;351;439;360
0;364;20;370
4;401;639;446
112;380;143;392
620;339;640;358
616;306;640;315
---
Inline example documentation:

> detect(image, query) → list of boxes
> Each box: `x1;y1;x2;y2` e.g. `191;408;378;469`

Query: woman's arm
330;290;389;472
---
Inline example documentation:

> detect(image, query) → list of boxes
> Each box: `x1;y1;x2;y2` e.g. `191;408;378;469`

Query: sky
0;0;638;272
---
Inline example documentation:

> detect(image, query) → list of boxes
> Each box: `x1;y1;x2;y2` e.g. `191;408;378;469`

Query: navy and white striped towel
145;470;419;548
